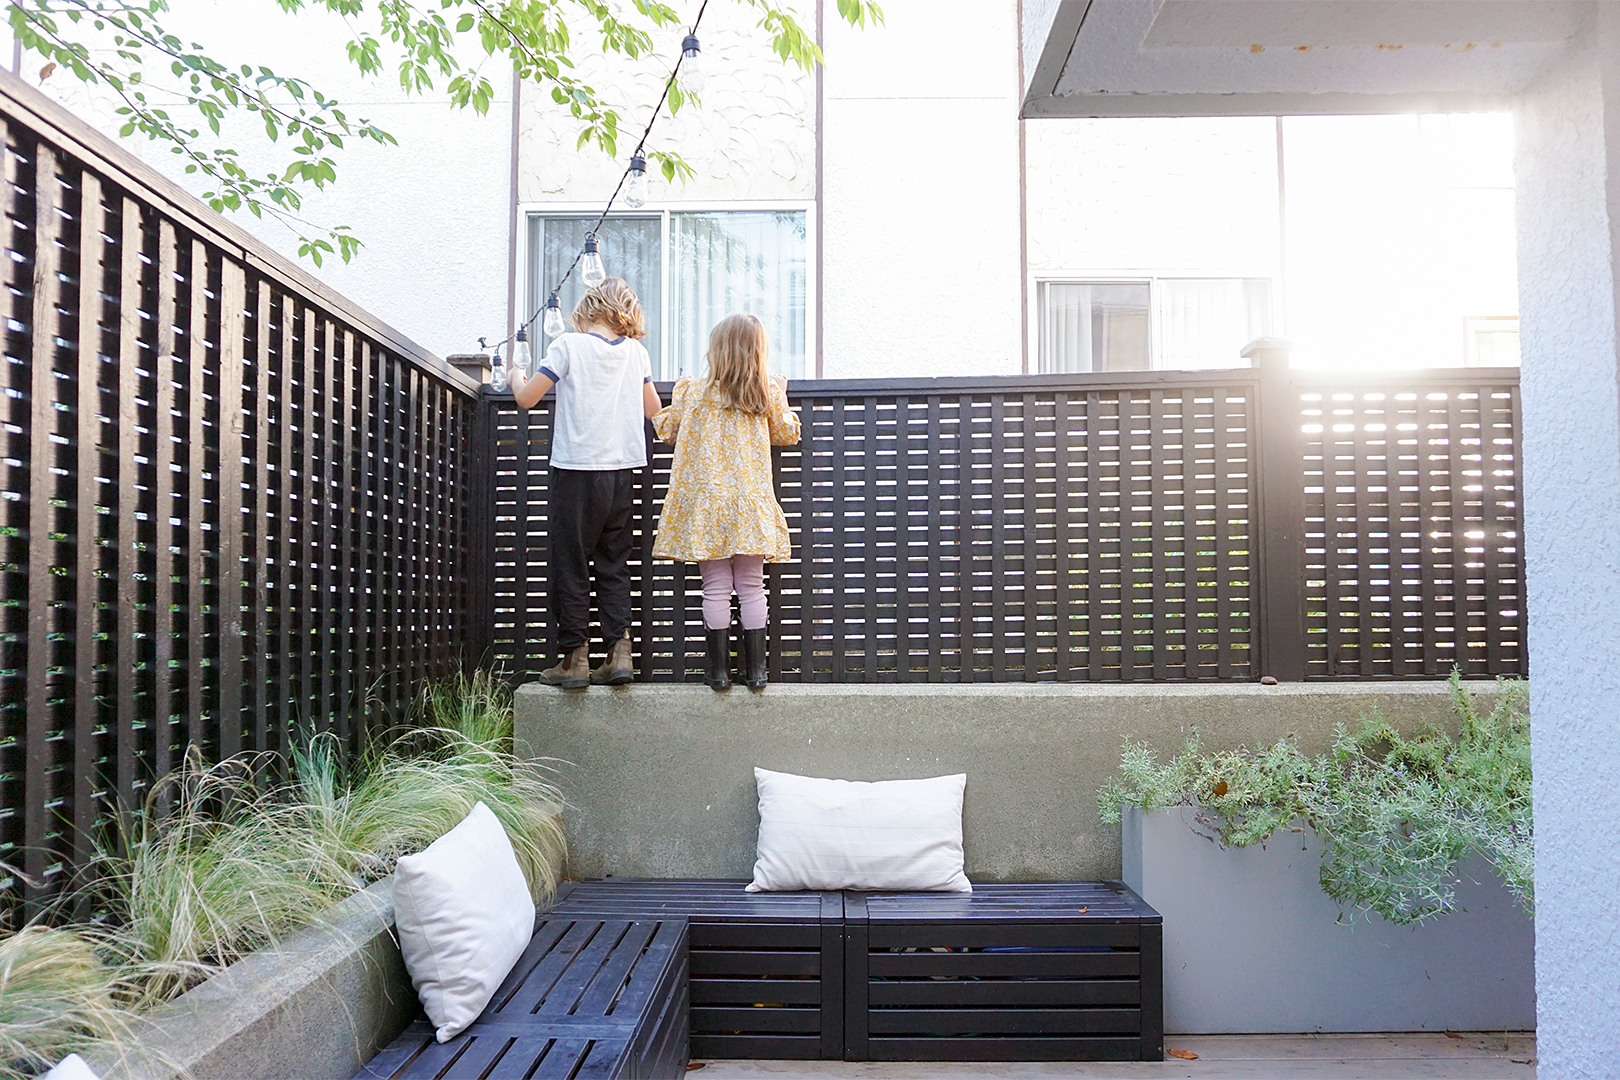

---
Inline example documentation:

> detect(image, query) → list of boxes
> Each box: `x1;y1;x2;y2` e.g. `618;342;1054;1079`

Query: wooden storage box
550;880;844;1060
844;882;1163;1062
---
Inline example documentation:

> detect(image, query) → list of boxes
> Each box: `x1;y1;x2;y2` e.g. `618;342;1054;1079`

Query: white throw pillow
747;768;971;892
41;1055;99;1080
392;802;535;1042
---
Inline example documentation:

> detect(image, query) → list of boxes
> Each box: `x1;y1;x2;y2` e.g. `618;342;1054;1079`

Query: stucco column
1516;7;1620;1073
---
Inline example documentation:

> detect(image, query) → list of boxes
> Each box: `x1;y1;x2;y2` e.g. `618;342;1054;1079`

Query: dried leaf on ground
1168;1047;1199;1060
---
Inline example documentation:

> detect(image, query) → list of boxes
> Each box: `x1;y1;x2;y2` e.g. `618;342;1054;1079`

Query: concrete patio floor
689;1032;1536;1078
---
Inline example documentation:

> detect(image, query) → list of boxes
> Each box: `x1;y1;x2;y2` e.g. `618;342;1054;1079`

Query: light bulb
542;294;566;338
624;153;648;208
581;233;607;287
679;33;704;95
513;328;533;378
490;348;508;392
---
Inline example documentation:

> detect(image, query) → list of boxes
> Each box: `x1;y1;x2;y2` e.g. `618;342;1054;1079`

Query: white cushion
42;1055;99;1080
747;768;971;893
392;802;535;1042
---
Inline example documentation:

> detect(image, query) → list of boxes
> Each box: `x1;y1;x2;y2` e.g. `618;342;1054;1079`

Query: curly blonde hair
702;313;771;415
571;277;647;339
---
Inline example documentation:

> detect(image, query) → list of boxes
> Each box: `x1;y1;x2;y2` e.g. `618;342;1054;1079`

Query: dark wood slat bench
356;917;689;1080
846;882;1163;1062
545;879;1163;1064
549;880;844;1061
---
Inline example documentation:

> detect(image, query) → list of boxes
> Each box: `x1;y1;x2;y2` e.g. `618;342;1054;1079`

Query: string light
542;293;567;338
490;346;508;392
580;232;607;287
485;0;711;372
512;327;533;377
624;152;649;208
678;34;704;94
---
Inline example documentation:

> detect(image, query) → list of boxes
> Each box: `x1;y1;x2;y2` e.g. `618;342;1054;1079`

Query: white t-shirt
539;332;653;470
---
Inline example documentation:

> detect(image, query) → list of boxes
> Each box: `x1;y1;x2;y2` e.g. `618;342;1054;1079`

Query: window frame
521;201;818;380
1031;271;1277;373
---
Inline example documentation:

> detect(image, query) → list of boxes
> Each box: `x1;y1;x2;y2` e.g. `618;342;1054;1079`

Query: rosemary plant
1098;671;1531;925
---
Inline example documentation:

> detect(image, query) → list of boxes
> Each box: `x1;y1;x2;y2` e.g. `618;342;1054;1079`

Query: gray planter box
92;879;417;1080
1121;805;1534;1034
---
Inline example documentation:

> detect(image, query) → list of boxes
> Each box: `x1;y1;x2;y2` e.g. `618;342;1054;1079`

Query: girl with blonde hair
652;313;801;689
508;278;662;688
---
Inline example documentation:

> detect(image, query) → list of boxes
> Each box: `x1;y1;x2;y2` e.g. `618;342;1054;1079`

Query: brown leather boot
540;644;590;689
590;631;635;686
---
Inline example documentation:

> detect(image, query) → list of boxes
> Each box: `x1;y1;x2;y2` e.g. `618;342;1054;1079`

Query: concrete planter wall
92;879;417;1080
515;681;1499;883
1122;805;1535;1034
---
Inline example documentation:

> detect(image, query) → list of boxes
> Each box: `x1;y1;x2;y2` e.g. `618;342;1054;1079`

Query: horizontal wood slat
865;1037;1144;1062
868;980;1140;1007
867;952;1140;979
550;879;844;1061
693;1006;821;1033
867;1008;1142;1035
693;979;822;1005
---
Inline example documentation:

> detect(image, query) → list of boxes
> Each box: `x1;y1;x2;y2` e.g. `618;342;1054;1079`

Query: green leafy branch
10;0;881;264
9;0;394;264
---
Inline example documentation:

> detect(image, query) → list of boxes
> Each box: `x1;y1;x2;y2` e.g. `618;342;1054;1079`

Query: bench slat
356;917;688;1080
869;979;1141;1007
869;1007;1143;1035
866;1036;1145;1062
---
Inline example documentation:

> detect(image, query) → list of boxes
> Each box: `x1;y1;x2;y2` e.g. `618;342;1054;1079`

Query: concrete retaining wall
1124;805;1535;1033
95;880;416;1080
514;680;1497;883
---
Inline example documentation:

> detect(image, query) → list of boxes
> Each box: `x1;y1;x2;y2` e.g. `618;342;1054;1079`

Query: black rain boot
741;628;768;690
703;627;732;691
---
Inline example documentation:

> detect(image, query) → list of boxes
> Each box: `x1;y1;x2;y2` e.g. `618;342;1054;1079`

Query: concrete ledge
95;879;416;1080
515;680;1496;883
1124;805;1535;1033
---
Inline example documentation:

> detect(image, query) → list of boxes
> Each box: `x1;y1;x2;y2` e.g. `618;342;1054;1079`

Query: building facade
11;0;1517;379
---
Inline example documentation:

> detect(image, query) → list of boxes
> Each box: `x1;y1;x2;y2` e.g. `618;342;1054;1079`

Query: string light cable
490;0;710;362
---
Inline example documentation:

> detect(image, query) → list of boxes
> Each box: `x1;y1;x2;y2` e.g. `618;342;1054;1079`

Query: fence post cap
448;353;493;383
1241;337;1294;360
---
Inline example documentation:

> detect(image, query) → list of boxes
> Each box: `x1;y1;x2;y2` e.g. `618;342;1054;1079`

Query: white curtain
532;214;664;369
1155;278;1273;369
1041;283;1095;374
1039;282;1150;372
671;211;807;379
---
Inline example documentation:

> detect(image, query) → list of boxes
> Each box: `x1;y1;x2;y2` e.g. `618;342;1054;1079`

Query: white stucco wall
9;1;512;360
1026;116;1280;275
1514;10;1620;1073
518;2;814;204
820;0;1024;378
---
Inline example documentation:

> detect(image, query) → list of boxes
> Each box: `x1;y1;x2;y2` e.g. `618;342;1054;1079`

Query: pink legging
699;555;767;631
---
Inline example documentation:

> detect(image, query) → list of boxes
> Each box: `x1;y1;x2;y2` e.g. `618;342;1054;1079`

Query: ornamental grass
0;670;565;1075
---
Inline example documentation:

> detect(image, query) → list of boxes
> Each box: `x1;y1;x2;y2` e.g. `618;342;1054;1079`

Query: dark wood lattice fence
0;74;481;912
0;66;1527;920
480;361;1525;685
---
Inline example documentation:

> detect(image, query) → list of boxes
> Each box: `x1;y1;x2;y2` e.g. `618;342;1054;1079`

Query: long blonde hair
701;313;771;415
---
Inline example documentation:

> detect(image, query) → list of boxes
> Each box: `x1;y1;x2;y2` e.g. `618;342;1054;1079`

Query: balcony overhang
1022;0;1589;118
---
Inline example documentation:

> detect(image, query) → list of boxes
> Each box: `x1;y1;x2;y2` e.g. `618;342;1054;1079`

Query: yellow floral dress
652;377;801;562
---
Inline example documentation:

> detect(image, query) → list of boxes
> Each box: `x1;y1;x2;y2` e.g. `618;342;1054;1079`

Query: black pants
548;467;636;651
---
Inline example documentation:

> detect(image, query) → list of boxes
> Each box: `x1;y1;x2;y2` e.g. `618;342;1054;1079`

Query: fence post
1247;337;1307;681
465;388;496;673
